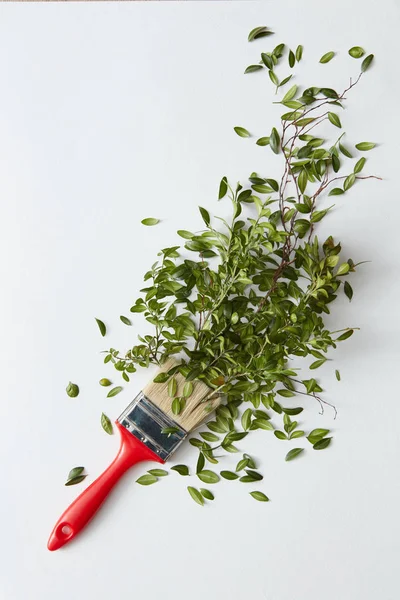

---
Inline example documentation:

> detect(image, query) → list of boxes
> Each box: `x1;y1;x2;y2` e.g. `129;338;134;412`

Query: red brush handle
47;422;163;551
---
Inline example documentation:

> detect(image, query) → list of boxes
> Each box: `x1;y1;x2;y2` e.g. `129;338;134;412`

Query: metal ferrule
117;391;187;461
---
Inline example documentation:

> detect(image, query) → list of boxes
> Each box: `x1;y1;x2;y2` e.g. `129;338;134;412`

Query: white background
0;2;399;599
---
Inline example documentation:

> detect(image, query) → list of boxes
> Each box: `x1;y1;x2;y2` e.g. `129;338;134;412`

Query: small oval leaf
319;51;335;64
250;491;270;502
101;412;113;435
107;386;123;398
95;318;106;337
285;448;304;461
141;218;159;226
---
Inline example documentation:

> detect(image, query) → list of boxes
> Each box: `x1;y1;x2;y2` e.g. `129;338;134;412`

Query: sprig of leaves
86;28;379;505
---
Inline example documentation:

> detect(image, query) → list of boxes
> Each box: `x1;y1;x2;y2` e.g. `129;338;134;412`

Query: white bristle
142;358;221;432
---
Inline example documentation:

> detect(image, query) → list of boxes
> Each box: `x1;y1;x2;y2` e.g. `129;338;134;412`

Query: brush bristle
142;358;221;432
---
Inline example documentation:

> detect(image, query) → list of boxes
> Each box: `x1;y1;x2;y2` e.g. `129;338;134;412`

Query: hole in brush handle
59;523;73;539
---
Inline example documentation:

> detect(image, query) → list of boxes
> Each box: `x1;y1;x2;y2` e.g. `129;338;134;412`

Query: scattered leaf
66;382;79;398
187;486;204;505
95;318;106;337
120;315;132;326
285;448;304;461
355;142;376;151
250;491;270;502
320;51;335;64
101;412;113;435
136;474;158;485
171;464;189;476
349;46;365;58
141;218;159;226
107;386;123;398
234;126;250;138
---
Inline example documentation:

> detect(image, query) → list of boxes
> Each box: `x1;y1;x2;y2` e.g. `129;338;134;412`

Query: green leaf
279;75;293;88
183;382;193;398
354;157;366;173
291;430;305;439
171;464;189;476
361;54;374;72
313;437;332;450
168;377;177;398
337;262;350;275
273;43;285;57
130;303;147;313
177;230;193;239
197;470;220;484
274;430;288;440
141;218;159;226
329;187;344;196
199;206;210;226
99;378;112;387
307;428;330;445
220;471;239;480
343;173;356;191
349;46;365;58
269;70;279;86
253;418;274;431
148;469;168;477
196;452;205;474
200;432;219;442
218;176;228;199
101;412;113;435
256;137;270;146
277;389;295;398
65;474;87;486
355;142;376;151
244;64;264;74
248;26;274;42
282;407;303;416
95;318;106;337
282;84;298;103
136;474;158;485
234;126;250;138
200;488;214;500
319;51;335;64
172;398;181;415
270;127;280;154
295;45;303;62
261;53;273;69
335;369;341;381
337;329;354;341
161;427;179;436
328;112;342;128
241;408;252;431
120;315;132;326
339;143;353;158
240;469;263;482
153;372;170;383
67;466;84;480
310;358;326;370
311;208;330;223
288;50;295;68
107;386;123;398
298;169;308;193
285;448;304;461
66;381;79;398
250;491;270;502
187;486;204;505
344;281;353;301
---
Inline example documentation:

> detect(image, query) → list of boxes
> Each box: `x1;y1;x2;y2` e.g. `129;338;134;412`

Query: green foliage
66;382;79;398
65;466;87;486
101;412;113;435
93;29;380;505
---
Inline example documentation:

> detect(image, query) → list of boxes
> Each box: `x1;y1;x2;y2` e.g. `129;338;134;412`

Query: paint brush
47;358;220;551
